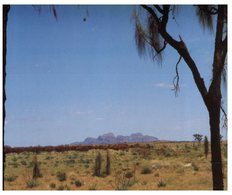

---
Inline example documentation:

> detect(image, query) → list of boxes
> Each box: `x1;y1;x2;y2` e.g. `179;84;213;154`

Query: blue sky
4;5;227;146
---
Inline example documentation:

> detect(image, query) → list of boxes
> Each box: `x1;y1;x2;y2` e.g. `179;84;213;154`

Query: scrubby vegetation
4;141;227;190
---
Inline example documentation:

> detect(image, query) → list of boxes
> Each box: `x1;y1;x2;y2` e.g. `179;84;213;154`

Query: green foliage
56;171;66;181
112;169;134;190
74;180;82;187
20;160;27;166
141;167;152;174
4;175;17;182
49;183;56;189
26;179;39;188
125;171;133;179
157;180;167;187
57;185;64;190
88;184;97;190
192;162;199;171
57;184;71;190
193;134;203;143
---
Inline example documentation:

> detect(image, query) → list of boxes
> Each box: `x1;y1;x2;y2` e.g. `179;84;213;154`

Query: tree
204;136;209;159
106;150;111;176
94;152;102;177
133;5;227;190
193;133;203;144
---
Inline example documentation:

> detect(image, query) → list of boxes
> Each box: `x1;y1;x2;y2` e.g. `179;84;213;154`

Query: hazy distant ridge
71;132;159;145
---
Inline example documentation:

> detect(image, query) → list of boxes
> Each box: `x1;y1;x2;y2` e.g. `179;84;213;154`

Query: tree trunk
207;96;224;190
3;5;10;191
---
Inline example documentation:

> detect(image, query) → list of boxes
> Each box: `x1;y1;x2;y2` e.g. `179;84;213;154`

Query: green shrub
125;171;133;179
154;173;160;177
75;180;82;187
192;163;199;171
26;179;39;188
141;167;152;174
50;183;56;189
21;160;27;166
57;184;70;190
57;185;64;190
12;156;17;162
56;171;66;181
5;175;17;182
89;184;97;190
157;180;166;187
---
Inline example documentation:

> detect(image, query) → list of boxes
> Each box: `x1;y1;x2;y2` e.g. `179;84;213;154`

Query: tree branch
141;5;160;24
141;5;209;103
154;5;208;103
153;5;164;14
220;105;227;129
152;40;167;60
172;55;182;96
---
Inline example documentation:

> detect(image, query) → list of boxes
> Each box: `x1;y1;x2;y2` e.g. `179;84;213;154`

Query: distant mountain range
70;132;159;145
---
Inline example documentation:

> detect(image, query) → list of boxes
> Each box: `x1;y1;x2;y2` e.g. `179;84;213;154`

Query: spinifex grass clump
74;179;82;187
26;179;39;188
4;175;17;182
141;167;152;174
157;179;167;188
56;171;66;181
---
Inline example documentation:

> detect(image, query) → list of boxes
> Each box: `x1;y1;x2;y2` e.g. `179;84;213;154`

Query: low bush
75;180;82;187
26;179;39;188
157;180;166;187
5;175;17;182
141;167;152;174
56;171;66;181
192;163;199;171
125;171;133;179
49;183;56;189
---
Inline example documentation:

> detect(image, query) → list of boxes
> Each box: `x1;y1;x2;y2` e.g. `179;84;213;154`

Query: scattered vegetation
4;141;228;190
26;179;39;188
56;171;66;181
4;175;17;182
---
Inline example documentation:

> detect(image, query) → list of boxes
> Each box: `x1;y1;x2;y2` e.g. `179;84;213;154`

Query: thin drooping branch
141;5;208;104
172;55;182;96
220;105;227;129
141;5;160;24
152;40;167;60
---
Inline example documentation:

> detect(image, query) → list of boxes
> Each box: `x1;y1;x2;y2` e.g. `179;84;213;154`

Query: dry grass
4;141;227;190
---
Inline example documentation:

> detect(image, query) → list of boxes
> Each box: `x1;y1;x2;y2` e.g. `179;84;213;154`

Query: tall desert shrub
94;152;102;177
106;150;111;176
32;155;41;179
204;136;209;159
